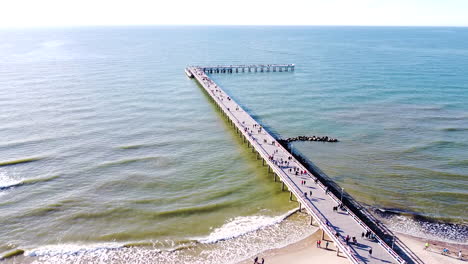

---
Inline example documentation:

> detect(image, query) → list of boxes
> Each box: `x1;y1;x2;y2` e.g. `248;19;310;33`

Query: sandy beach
239;230;467;264
397;233;467;264
238;229;348;264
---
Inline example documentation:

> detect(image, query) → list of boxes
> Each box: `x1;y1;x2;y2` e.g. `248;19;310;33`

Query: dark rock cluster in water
283;135;339;143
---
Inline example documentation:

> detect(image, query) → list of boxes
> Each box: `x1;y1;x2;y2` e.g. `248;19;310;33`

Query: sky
0;0;467;28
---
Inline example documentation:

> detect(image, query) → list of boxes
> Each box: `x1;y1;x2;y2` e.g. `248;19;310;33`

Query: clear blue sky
0;0;467;28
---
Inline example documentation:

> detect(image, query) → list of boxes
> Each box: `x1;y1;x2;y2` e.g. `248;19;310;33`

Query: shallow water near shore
0;26;467;262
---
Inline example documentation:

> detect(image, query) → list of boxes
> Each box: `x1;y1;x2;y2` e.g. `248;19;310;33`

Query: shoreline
238;229;467;264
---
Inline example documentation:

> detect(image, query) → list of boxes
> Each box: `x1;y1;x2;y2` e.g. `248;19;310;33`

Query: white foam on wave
0;171;59;190
0;171;23;189
197;208;299;244
20;210;316;264
25;243;124;257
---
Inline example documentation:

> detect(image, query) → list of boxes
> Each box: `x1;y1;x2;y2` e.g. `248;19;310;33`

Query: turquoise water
0;26;467;262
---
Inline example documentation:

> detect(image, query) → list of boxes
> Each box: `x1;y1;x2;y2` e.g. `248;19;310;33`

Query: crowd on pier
282;135;339;143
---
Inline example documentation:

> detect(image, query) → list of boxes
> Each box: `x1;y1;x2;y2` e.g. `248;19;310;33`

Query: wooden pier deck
185;65;407;264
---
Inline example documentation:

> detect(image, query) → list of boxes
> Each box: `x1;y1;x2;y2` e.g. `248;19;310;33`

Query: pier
197;64;295;74
185;64;410;264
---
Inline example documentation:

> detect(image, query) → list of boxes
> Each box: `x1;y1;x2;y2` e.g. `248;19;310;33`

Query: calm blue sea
0;26;467;262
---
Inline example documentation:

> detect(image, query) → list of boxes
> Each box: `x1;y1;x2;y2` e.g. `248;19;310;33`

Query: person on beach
326;241;329;249
459;250;463;260
369;248;373;256
261;258;265;264
254;256;258;263
424;242;429;250
309;190;312;196
362;232;365;238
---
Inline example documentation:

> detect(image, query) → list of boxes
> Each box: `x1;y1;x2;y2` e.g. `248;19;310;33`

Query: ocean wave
97;156;174;168
116;139;194;151
197;208;299;244
390;165;467;180
0;173;59;191
156;202;238;219
26;243;124;257
402;140;467;154
440;127;468;132
446;159;468;168
0;157;43;167
118;144;147;150
19;211;315;264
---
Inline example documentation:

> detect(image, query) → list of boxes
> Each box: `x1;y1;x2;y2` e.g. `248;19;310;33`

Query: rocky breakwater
282;135;339;143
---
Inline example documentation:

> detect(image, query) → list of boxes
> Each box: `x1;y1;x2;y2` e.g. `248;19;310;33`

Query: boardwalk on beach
185;65;406;264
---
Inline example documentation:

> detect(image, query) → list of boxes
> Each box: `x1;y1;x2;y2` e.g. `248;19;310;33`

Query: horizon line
1;24;468;29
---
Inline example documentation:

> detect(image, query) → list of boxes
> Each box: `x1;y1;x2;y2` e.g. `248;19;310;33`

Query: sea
0;26;467;263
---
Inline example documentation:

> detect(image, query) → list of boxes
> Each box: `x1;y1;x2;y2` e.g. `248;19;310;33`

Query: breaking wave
19;210;314;264
197;208;299;244
0;173;59;191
